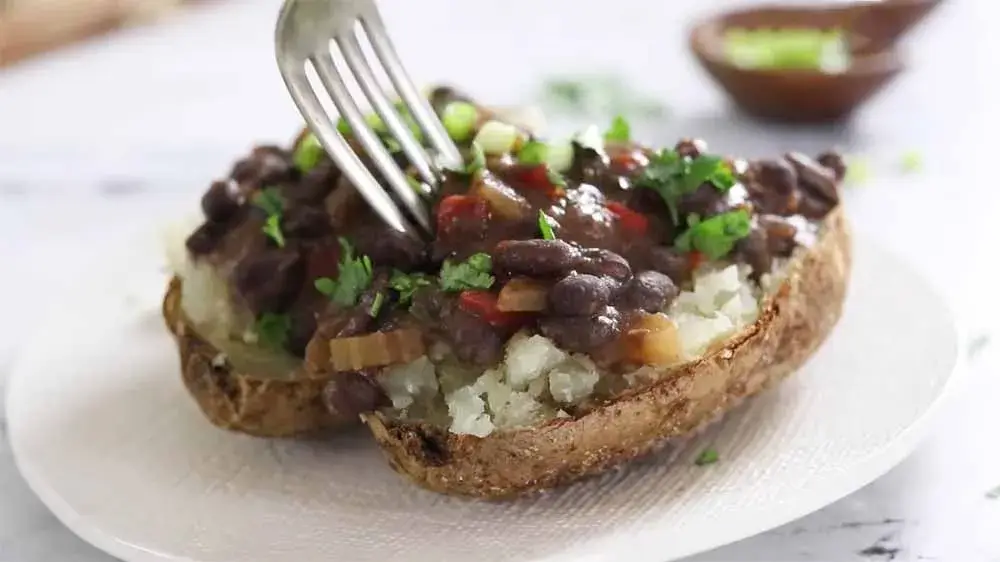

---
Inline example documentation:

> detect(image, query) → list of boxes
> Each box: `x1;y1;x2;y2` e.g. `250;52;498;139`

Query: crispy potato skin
163;278;352;438
364;206;852;499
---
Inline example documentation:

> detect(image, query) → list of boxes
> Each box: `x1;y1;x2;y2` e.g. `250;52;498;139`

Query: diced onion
470;170;531;219
328;329;426;371
621;313;682;366
474;120;521;155
544;141;575;173
442;101;479;142
574;124;605;154
496;278;549;312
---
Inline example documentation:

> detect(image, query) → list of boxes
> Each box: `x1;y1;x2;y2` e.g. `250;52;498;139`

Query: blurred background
1;0;998;560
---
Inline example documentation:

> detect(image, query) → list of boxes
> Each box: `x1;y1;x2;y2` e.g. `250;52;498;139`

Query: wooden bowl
688;2;937;123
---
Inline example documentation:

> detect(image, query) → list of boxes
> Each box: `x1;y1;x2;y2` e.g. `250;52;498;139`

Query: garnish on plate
253;187;286;247
254;313;291;351
675;209;752;260
538;210;557;240
695;447;719;466
314;238;374;307
293;132;325;173
604;115;631;143
440;252;495;292
369;292;386;318
442;101;479;142
636;149;736;225
389;270;435;305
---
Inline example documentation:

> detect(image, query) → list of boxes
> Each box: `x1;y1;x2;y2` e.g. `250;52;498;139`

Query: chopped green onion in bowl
723;27;851;73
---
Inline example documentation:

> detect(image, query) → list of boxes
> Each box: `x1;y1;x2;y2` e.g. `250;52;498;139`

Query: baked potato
164;85;851;497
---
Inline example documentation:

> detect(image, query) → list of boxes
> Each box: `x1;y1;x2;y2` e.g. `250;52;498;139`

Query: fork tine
310;51;433;234
360;11;463;170
336;32;438;187
279;63;419;237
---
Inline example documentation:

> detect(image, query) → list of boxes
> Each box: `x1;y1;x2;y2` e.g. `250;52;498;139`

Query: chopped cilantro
369;292;385;317
439;252;495;292
604;115;631;143
900;150;922;173
255;313;291;351
518;140;548;165
636;149;736;225
314;237;374;307
253;188;286;246
538;210;556;240
293;132;325;172
389;270;434;305
695;447;719;466
674;209;752;260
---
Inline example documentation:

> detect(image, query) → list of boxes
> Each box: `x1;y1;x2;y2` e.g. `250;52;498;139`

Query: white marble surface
1;0;999;560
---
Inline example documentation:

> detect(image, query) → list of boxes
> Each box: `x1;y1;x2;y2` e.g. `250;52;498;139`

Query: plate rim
4;237;968;562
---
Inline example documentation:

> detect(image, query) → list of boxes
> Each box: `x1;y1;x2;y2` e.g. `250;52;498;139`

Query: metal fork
275;0;463;238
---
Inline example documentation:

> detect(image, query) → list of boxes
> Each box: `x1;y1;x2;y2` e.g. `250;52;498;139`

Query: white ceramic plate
6;237;961;562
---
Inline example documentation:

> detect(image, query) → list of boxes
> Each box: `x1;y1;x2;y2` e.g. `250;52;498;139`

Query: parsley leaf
695;447;719;466
538;210;556;240
314;237;374;307
389;270;434;305
674;209;752;260
518;140;548;165
253;188;286;247
635;149;736;225
604;115;631;142
439;252;495;292
255;313;291;351
369;292;385;317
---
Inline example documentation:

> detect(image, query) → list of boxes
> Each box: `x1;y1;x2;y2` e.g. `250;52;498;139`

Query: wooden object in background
0;0;188;67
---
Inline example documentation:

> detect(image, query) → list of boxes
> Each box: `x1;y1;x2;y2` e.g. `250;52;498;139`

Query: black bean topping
614;270;679;313
539;307;623;353
286;160;339;203
574;248;632;281
185;221;227;256
785;152;839;206
323;370;389;418
201;180;243;223
674;138;707;159
283;206;331;239
648;246;690;285
678;183;731;219
816;150;847;182
233;248;304;314
734;227;771;279
354;224;427;269
442;308;505;366
759;215;798;257
549;273;615;316
493;239;582;277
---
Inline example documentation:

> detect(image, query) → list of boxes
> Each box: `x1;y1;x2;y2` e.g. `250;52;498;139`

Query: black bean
786;152;839;206
674;138;707;159
493;239;581;277
759;215;798;256
252;145;297;185
201;180;243;223
286;160;339;203
797;194;833;219
816;150;847;182
574;248;632;281
286;303;318;357
539;308;623;353
233;248;304;314
323;371;388;418
648;246;690;285
614;271;679;313
549;273;614;316
442;308;505;365
283;206;331;239
755;159;797;196
678;183;730;218
734;227;771;279
185;221;226;256
354;224;426;269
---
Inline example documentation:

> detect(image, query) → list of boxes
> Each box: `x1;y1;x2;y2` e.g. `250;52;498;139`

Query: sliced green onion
574;124;605;154
604;115;631;143
544;141;575;173
473;120;520;155
293;132;325;173
518;141;548;165
442;101;479;142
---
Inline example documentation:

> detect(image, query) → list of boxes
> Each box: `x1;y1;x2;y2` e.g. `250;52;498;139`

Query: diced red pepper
605;201;649;236
436;195;489;234
513;165;565;199
688;251;705;272
458;290;530;328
